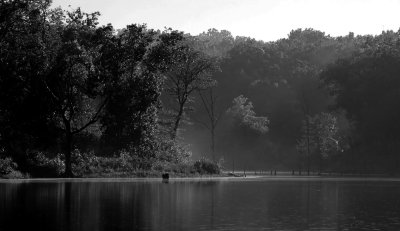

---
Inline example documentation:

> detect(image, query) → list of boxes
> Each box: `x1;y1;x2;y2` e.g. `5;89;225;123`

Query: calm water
1;177;400;231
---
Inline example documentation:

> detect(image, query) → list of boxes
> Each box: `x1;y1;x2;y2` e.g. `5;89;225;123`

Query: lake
1;177;400;231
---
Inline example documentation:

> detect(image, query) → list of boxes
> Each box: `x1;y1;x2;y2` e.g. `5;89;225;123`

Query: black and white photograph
2;0;400;230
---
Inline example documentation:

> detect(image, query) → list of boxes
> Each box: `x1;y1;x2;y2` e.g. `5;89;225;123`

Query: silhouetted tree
165;43;218;139
197;87;223;160
100;25;185;167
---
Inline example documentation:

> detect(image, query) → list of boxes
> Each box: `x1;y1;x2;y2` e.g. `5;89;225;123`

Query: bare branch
72;96;109;134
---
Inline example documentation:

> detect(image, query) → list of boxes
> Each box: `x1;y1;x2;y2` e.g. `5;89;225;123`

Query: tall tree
296;115;315;175
297;112;339;174
165;43;218;139
0;0;57;167
197;87;223;160
313;112;339;174
43;8;108;177
100;25;185;167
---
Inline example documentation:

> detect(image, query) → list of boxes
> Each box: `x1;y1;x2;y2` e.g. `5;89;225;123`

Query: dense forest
2;0;400;177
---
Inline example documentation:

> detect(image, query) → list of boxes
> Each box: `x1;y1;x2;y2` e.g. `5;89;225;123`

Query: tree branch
72;96;109;134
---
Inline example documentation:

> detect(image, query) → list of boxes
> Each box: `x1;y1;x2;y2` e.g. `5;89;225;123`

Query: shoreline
3;175;400;183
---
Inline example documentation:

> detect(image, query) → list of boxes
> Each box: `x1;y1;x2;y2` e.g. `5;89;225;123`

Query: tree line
2;0;400;177
0;0;222;177
190;28;400;175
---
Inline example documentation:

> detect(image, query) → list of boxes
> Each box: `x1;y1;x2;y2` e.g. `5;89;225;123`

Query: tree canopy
2;1;400;176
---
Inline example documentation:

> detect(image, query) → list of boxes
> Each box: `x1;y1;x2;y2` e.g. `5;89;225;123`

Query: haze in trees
164;41;219;139
2;1;400;176
227;95;269;134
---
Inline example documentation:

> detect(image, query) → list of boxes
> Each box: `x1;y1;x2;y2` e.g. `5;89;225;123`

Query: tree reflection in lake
1;178;400;231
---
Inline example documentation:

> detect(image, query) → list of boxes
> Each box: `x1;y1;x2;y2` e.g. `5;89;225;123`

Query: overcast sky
51;0;400;42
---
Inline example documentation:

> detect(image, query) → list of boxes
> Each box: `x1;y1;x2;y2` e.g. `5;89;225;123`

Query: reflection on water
1;178;400;231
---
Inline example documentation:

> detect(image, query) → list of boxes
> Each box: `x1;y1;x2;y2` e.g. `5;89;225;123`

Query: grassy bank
0;154;224;179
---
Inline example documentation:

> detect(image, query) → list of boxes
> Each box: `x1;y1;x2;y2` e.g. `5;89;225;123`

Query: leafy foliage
297;113;339;159
100;25;185;164
0;157;18;175
26;151;65;177
227;95;269;134
193;157;222;174
3;1;400;176
320;31;400;173
0;1;190;176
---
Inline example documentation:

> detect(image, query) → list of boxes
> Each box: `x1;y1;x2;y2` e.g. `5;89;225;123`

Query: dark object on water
162;173;169;179
162;173;169;183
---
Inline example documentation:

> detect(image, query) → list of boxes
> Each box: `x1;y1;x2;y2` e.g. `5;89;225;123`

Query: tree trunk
211;126;215;161
172;102;185;139
64;123;73;178
306;119;310;176
318;154;322;176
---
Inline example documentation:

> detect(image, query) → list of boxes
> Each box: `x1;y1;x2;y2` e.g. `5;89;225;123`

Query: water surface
1;177;400;231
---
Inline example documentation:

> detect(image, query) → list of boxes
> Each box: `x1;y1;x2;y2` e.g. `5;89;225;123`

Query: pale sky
51;0;400;42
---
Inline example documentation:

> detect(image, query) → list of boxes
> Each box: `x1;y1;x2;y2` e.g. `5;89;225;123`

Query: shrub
26;151;65;177
23;147;197;177
156;139;192;164
2;170;26;179
118;150;134;171
152;160;195;174
193;157;221;175
71;149;156;175
0;157;18;175
71;149;98;176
